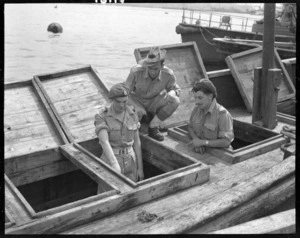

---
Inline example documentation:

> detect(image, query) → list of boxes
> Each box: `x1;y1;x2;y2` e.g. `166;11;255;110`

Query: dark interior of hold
17;170;98;213
79;138;177;181
177;120;278;150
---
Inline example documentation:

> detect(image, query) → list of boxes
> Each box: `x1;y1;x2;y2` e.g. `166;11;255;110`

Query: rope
199;26;217;46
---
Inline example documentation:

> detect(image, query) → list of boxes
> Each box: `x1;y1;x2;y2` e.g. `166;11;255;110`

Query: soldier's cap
138;46;167;67
108;83;129;99
192;79;217;98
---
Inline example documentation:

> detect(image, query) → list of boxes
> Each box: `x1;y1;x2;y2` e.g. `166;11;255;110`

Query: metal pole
261;3;276;122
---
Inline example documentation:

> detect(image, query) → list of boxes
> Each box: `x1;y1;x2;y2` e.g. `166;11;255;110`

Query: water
5;4;183;86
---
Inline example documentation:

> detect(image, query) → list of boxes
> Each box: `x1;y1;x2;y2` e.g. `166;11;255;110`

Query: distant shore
116;3;257;14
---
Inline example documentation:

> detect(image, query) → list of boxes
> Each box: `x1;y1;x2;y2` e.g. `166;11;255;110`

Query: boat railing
181;9;261;32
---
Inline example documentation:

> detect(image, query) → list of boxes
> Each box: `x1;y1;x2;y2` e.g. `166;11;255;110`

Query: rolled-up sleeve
94;113;108;136
218;111;234;142
125;67;136;94
166;73;181;96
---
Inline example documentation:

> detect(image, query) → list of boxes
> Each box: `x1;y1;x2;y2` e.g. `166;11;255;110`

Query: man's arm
98;129;121;172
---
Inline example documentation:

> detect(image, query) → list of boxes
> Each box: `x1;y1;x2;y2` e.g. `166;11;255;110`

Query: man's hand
192;138;206;148
194;146;206;154
168;90;177;98
136;167;144;181
111;161;122;173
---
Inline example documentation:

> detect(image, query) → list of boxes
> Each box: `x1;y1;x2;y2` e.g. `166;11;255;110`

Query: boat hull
176;23;295;70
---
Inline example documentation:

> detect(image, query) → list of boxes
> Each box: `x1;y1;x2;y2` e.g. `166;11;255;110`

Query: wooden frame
225;47;295;112
4;79;69;159
167;119;287;164
33;65;110;143
134;42;209;128
5;140;209;234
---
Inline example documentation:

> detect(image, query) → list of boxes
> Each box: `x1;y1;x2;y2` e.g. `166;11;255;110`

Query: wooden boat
5;43;295;234
213;37;296;60
175;9;296;70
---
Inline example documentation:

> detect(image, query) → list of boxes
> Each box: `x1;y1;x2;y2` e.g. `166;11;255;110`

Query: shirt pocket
203;122;218;140
107;120;122;143
125;122;138;141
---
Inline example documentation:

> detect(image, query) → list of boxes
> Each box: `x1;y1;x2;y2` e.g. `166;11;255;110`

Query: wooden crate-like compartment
167;119;287;164
4;80;68;159
282;57;296;86
33;65;110;143
66;136;209;189
225;47;295;112
5;148;118;223
134;42;209;128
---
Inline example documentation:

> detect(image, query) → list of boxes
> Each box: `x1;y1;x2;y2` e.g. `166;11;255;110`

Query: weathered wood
252;67;263;123
167;120;286;164
5;175;36;225
276;112;295;126
8;160;77;187
4;81;66;158
282;58;296;86
61;149;289;234
60;143;134;192
263;68;282;129
135;156;295;234
33;66;111;143
140;133;199;168
208;209;295;234
225;47;295;112
6;161;209;234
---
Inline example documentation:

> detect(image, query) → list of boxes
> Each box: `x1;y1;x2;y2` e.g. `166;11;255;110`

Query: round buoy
47;23;63;33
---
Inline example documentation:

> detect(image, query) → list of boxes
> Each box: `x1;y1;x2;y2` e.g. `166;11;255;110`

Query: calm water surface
5;4;183;86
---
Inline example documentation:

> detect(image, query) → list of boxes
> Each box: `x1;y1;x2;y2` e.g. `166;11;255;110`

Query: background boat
175;7;296;71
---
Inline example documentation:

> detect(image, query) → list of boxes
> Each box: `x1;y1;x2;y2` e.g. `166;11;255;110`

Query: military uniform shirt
126;64;181;102
94;105;140;148
189;98;234;142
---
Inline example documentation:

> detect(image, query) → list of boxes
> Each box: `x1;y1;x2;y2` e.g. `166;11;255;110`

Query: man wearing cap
188;79;234;154
94;83;144;182
125;47;180;141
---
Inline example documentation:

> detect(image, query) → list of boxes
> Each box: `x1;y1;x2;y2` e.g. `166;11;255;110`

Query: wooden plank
61;149;289;234
33;66;111;143
60;143;134;192
209;209;295;234
276;112;295;126
8;160;78;187
5;175;36;225
225;47;295;112
33;76;74;142
5;148;63;175
6;160;209;234
133;156;295;234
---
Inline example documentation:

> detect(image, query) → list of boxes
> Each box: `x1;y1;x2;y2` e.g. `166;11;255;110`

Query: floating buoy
47;23;63;33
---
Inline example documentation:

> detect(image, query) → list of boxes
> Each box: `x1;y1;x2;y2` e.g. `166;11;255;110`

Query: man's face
148;62;162;79
113;96;128;113
193;90;213;110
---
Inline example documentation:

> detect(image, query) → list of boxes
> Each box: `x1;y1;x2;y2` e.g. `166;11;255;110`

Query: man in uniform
94;83;144;182
125;47;180;141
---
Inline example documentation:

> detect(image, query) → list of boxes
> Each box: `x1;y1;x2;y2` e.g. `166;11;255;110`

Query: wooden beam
5;175;36;225
209;209;295;234
60;143;134;193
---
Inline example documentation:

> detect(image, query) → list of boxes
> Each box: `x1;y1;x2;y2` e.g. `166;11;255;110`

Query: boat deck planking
61;151;294;234
4;80;68;159
33;65;110;143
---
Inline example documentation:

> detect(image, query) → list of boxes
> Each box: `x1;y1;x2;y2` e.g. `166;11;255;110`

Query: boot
148;127;164;141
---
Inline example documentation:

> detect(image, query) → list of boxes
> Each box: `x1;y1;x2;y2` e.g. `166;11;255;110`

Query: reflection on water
5;4;182;86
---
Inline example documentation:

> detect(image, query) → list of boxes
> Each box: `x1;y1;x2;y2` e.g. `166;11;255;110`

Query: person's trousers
101;148;138;182
129;91;180;121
